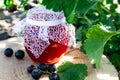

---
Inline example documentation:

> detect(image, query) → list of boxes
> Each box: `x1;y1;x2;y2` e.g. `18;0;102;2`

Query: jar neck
26;17;66;26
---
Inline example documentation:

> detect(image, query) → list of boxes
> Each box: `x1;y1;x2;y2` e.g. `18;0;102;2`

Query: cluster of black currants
21;0;38;11
4;48;25;59
27;63;59;80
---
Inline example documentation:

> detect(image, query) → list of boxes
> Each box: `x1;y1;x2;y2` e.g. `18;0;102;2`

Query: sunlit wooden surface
0;37;119;80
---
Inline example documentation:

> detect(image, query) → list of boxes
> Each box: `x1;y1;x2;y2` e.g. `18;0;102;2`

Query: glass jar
13;6;69;64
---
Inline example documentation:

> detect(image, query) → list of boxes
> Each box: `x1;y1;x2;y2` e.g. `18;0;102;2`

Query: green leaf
106;0;113;4
110;4;118;13
63;0;98;23
76;25;90;41
42;0;63;11
57;61;88;80
4;0;14;10
19;0;29;8
96;1;103;15
76;26;83;41
42;0;98;23
84;24;120;68
100;19;116;31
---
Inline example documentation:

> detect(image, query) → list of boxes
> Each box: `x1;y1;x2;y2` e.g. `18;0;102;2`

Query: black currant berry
8;5;17;12
37;63;47;71
27;65;36;73
33;0;38;4
15;50;25;59
4;48;13;57
24;4;33;10
31;69;43;79
48;64;56;73
49;73;59;80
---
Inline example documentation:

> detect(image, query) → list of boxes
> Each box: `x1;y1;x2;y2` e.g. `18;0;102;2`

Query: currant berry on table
27;63;59;80
49;73;59;80
48;64;56;73
37;63;47;71
4;48;13;57
27;65;36;73
15;50;25;59
31;69;43;80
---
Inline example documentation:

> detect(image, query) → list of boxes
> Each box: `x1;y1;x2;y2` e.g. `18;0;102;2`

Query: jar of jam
12;6;69;64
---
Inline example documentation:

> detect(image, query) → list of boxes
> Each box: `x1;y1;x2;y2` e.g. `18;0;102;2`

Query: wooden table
0;37;119;80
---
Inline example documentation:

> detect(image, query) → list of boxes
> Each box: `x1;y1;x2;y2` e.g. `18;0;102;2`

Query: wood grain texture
0;37;119;80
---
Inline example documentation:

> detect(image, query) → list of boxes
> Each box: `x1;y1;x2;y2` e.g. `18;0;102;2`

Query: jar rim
26;5;65;21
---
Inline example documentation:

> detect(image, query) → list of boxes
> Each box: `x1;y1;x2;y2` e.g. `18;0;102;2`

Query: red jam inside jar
23;6;69;64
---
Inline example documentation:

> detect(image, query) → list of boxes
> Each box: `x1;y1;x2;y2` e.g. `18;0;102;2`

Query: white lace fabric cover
12;5;76;59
